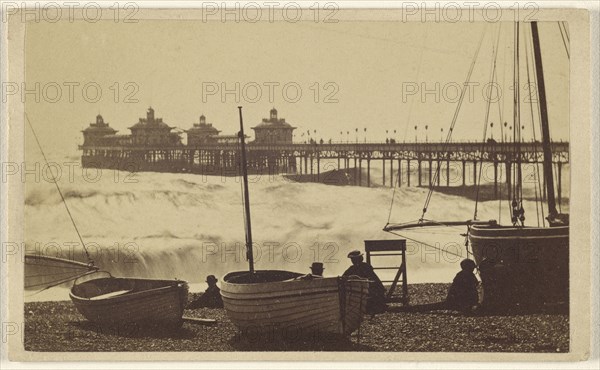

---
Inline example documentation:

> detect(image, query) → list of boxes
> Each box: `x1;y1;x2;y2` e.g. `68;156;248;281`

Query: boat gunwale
221;287;340;300
69;277;188;305
222;271;369;291
469;225;569;232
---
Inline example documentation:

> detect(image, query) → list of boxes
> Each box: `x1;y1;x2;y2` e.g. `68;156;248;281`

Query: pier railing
79;141;568;199
80;141;569;164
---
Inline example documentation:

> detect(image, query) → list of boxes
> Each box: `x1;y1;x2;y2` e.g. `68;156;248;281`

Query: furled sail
24;254;98;291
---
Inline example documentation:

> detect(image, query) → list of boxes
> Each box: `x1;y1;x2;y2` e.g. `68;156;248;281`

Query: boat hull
469;224;569;306
70;275;189;327
221;270;369;337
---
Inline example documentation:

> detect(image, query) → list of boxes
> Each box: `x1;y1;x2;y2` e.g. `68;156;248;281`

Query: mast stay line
419;26;487;221
25;113;93;263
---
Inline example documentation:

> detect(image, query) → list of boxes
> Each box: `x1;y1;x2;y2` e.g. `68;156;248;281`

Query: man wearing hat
343;250;387;314
296;262;325;280
310;262;324;277
445;258;480;312
188;274;224;309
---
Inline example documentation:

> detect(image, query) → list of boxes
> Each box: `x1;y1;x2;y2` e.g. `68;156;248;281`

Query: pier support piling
446;159;450;187
383;159;386;186
418;160;422;187
506;161;512;200
317;155;320;182
557;162;562;206
398;159;402;187
390;159;394;187
359;159;362;186
407;160;411;187
494;161;498;198
367;159;371;187
428;159;432;187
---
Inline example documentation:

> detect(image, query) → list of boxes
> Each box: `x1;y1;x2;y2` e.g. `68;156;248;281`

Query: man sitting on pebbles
398;258;480;314
188;275;224;309
445;258;480;313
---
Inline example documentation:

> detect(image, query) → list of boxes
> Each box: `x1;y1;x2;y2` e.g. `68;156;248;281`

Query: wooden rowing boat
221;270;369;336
69;272;189;327
469;224;569;305
222;109;369;338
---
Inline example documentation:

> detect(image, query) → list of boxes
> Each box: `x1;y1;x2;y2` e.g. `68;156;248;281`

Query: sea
23;152;570;301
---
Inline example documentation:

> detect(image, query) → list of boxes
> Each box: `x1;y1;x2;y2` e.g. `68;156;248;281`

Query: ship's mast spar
238;106;255;273
530;22;559;221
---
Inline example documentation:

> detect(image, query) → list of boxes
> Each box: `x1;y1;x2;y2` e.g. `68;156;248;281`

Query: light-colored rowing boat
69;272;189;327
221;270;369;336
221;109;370;338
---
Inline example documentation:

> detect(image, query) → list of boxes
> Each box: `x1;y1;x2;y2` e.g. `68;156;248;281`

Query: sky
23;19;569;159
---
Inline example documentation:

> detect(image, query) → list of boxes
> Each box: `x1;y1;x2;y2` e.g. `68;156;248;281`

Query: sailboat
220;107;370;337
384;22;569;308
24;116;189;328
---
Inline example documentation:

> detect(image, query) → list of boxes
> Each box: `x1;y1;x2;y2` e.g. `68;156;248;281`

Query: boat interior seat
89;289;133;300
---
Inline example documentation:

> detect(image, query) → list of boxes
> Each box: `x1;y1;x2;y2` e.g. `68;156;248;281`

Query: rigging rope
386;230;466;260
474;23;502;221
419;25;487;222
511;22;526;227
238;136;249;253
494;27;507;225
527;26;548;226
558;22;570;59
402;25;429;143
524;26;545;227
386;160;401;225
560;21;570;42
25;113;92;263
553;162;562;214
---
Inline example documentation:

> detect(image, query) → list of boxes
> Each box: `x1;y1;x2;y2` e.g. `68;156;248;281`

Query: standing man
343;250;387;314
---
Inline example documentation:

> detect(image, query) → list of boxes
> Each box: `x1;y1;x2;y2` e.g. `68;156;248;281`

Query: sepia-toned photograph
1;3;595;364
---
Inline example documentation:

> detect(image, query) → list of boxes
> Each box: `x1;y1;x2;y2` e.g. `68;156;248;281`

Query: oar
182;316;217;326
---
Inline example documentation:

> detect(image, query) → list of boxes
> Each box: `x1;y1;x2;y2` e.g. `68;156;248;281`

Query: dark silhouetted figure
478;258;510;309
343;250;387;314
389;259;480;315
446;259;479;312
310;262;324;277
188;275;223;309
296;262;325;280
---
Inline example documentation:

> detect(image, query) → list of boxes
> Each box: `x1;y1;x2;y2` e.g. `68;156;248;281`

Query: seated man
393;259;480;314
188;275;223;309
295;262;325;280
446;259;480;312
342;250;387;314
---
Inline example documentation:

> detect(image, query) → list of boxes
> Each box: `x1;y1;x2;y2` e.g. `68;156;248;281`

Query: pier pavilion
79;110;569;202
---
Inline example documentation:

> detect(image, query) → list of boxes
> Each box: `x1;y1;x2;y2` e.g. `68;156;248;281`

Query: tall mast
238;106;254;273
530;22;558;220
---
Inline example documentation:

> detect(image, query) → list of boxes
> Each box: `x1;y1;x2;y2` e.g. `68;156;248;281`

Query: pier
80;108;569;201
80;140;569;198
